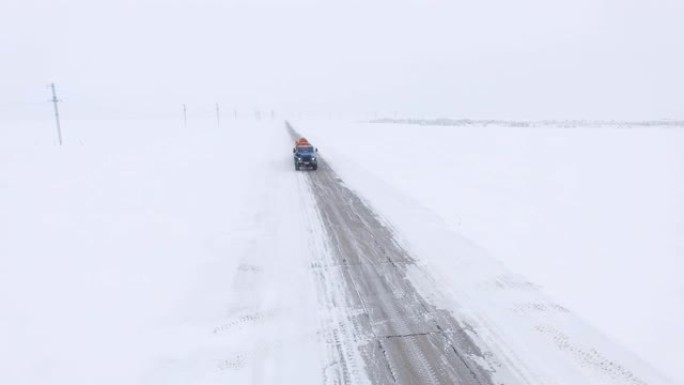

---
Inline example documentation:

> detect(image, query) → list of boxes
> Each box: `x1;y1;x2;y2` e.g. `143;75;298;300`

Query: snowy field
1;118;682;384
0;119;326;384
296;119;684;384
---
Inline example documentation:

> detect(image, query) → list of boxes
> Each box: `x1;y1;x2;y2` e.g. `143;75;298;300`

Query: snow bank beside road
296;119;684;383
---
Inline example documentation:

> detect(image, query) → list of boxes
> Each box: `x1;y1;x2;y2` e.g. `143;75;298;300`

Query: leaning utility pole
183;104;187;128
49;83;63;146
216;103;220;127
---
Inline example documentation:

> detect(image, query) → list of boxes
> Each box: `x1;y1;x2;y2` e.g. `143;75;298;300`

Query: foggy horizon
2;0;683;121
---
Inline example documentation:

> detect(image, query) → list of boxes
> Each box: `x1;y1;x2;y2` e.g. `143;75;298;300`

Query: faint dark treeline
370;118;684;129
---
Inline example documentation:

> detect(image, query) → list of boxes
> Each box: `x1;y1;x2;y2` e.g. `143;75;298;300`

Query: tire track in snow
288;123;495;385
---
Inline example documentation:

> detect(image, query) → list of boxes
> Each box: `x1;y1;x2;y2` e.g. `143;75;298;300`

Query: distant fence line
370;118;684;128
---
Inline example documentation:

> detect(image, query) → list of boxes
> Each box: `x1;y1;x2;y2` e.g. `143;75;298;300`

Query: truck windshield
297;146;314;153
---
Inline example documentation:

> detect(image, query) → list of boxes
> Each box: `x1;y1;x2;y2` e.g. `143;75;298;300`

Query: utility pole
183;104;187;128
49;83;63;146
216;103;220;127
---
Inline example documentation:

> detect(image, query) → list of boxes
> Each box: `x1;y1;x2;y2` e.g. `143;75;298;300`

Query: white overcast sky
1;0;683;120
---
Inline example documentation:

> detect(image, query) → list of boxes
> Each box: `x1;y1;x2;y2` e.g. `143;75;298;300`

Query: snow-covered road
289;124;494;384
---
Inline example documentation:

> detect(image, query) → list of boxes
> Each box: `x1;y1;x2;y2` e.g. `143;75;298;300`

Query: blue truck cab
293;143;318;171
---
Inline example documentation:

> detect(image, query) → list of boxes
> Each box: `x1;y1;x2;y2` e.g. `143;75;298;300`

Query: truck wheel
294;162;300;171
312;164;318;171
